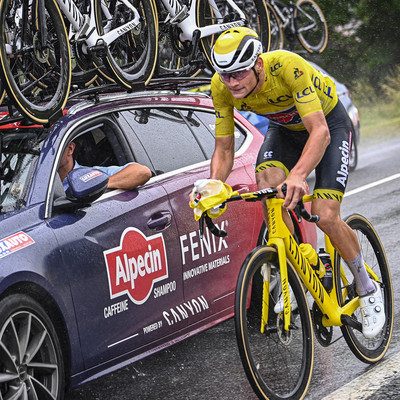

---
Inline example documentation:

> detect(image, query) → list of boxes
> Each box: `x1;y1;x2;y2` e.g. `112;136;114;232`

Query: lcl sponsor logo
104;228;169;305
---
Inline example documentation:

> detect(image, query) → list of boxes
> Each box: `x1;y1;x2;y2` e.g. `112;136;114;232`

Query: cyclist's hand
278;176;307;210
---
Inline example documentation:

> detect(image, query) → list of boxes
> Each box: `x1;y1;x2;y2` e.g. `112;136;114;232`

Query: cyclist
205;27;384;338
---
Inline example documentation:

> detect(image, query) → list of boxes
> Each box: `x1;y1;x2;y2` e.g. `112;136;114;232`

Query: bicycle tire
198;0;271;74
294;0;328;53
0;0;71;125
266;2;284;51
334;214;393;363
235;246;314;400
94;0;158;89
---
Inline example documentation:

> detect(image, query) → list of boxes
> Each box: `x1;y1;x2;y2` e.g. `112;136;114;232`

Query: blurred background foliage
315;0;400;88
308;0;400;134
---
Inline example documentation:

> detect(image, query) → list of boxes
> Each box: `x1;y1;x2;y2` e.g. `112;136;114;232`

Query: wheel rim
0;311;59;398
236;248;313;399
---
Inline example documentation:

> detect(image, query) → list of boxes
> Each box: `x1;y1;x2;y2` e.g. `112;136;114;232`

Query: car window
120;107;248;175
189;110;247;153
70;118;131;169
120;108;207;174
0;130;43;213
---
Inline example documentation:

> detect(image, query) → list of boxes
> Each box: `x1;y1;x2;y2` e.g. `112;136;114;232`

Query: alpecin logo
104;228;169;305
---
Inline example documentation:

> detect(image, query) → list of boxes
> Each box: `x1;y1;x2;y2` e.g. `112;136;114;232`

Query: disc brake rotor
277;312;293;345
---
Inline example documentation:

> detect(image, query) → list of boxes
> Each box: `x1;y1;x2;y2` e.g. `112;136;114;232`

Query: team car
0;79;317;399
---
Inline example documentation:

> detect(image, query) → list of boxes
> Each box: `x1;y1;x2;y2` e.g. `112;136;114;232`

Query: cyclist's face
221;58;264;99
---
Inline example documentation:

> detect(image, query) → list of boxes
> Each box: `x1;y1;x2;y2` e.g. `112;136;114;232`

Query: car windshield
1;129;43;213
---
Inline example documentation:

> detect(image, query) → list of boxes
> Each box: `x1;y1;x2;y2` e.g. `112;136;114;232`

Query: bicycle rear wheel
334;214;393;363
198;0;271;74
294;0;328;53
235;246;314;400
0;0;71;125
94;0;158;89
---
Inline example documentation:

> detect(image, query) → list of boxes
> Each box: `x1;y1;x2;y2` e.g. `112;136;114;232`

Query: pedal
88;39;108;57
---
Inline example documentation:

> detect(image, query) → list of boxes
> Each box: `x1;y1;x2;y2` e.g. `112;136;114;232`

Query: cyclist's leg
255;122;308;232
312;102;384;337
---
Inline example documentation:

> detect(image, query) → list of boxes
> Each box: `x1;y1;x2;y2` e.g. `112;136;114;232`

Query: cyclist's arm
281;110;330;209
210;135;235;182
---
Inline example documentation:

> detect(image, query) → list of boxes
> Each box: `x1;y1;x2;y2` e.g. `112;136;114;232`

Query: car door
49;117;184;369
120;106;259;327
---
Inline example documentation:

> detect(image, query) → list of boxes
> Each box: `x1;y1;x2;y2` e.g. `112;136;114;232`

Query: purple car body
0;81;317;398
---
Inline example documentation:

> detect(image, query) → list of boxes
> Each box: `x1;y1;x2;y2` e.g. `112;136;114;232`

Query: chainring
169;26;193;57
312;301;333;347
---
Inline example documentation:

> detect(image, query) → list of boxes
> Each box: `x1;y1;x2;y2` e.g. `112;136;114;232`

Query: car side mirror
53;168;109;212
66;167;109;203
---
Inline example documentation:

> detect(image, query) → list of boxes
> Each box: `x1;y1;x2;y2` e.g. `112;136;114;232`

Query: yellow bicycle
198;186;393;400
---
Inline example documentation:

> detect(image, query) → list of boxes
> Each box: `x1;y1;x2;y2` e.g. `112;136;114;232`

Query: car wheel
349;134;358;172
0;294;65;400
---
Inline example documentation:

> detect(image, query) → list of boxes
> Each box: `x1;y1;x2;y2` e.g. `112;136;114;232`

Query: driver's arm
107;163;152;190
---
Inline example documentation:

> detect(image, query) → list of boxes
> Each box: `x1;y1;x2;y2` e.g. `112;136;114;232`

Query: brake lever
281;184;319;224
199;213;227;238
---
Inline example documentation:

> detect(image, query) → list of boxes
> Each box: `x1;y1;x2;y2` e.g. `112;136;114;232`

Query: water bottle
319;248;333;291
299;243;325;277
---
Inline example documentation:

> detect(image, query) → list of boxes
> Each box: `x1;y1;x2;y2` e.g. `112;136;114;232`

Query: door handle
231;184;250;194
147;211;172;230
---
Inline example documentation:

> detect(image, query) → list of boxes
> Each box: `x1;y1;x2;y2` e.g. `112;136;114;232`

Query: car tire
0;294;65;400
349;131;358;172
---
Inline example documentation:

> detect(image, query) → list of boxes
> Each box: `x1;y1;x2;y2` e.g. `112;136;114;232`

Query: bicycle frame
270;0;321;39
4;0;141;56
270;0;293;31
160;0;247;42
57;0;140;49
264;194;361;332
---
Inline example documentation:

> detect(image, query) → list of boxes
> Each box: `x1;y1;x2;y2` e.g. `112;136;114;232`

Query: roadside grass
357;102;400;141
352;69;400;142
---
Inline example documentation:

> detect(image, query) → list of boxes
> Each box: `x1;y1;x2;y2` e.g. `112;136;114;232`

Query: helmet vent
239;42;254;64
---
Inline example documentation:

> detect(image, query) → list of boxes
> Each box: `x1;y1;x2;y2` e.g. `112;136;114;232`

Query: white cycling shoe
274;285;298;314
360;281;385;339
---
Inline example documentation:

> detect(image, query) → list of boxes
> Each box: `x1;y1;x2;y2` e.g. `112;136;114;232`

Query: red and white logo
0;232;35;259
104;228;169;305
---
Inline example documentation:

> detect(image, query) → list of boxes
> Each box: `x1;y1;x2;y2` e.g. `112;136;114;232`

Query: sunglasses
219;68;252;82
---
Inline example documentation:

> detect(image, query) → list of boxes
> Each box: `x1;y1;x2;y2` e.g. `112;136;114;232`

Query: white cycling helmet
211;27;263;73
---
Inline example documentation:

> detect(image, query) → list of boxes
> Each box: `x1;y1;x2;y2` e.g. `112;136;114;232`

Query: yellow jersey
211;50;338;137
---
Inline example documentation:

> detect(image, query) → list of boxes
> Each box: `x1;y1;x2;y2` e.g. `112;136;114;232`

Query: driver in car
58;141;152;191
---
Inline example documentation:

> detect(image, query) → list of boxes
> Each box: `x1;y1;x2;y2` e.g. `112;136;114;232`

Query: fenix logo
104;228;169;305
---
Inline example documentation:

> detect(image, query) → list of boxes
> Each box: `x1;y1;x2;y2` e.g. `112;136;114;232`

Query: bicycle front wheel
294;0;328;53
0;0;71;125
198;0;271;73
235;246;314;400
94;0;158;89
334;214;393;363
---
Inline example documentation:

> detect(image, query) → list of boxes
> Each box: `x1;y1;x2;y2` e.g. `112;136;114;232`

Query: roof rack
0;77;213;127
68;77;212;101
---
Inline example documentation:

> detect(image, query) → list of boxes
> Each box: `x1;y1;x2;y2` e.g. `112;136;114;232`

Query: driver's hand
278;176;307;210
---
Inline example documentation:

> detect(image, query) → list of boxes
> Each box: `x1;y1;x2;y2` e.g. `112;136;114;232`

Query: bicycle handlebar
198;185;319;238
